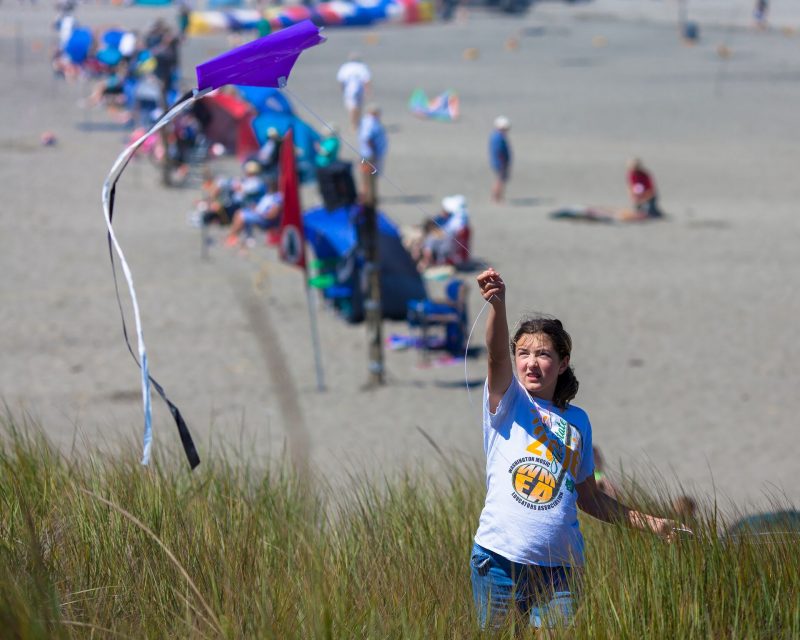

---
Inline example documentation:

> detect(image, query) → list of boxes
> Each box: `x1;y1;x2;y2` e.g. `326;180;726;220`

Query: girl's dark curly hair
511;316;579;409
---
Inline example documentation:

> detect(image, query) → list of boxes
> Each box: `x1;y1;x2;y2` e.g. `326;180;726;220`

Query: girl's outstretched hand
476;268;505;305
652;516;694;543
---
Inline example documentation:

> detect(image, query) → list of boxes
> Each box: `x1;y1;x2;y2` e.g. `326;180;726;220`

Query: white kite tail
101;88;211;466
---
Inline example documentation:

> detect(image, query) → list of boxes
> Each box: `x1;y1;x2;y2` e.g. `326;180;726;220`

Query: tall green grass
1;415;797;639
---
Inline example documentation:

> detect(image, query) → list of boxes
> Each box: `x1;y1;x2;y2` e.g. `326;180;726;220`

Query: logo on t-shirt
508;409;582;511
510;457;560;508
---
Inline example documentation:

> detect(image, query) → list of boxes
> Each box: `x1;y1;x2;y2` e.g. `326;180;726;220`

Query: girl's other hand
653;517;694;543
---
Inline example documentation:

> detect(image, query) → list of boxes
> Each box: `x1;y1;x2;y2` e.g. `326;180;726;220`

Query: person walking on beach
358;103;387;203
753;0;769;29
337;52;371;131
489;116;512;202
471;268;688;630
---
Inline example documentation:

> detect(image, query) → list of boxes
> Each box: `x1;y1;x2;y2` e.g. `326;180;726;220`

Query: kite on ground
101;20;325;469
408;88;460;122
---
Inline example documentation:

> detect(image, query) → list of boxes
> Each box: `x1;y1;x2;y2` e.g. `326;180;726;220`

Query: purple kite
197;19;325;91
101;21;325;470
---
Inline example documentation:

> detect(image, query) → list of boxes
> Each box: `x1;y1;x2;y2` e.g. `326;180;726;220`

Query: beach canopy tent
304;204;426;323
186;0;434;36
237;86;293;115
192;92;260;161
251;113;319;183
238;87;320;183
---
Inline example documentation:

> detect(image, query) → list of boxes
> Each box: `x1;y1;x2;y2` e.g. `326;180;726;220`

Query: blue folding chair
407;279;468;357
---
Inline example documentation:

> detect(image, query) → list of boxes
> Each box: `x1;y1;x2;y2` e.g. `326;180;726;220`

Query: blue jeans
470;543;576;629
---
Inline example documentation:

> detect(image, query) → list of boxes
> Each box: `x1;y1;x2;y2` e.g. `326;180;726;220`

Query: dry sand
1;1;799;516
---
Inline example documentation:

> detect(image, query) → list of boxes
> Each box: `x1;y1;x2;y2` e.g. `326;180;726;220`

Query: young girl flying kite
471;268;688;629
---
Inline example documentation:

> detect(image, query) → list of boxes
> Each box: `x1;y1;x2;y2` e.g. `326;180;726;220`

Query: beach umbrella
64;26;93;64
101;21;326;469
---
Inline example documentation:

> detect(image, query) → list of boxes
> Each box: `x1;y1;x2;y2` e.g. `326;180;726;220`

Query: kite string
283;84;495;412
285;86;540;473
464;298;491;408
285;83;552;477
256;86;800;530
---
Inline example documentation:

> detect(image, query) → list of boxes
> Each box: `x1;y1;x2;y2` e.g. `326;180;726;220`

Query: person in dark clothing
489;116;512;203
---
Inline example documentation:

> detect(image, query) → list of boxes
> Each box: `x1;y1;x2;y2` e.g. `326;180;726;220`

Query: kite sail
196;19;325;91
101;20;325;469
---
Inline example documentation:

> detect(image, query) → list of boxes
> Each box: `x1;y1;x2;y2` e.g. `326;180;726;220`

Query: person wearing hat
489;116;512;203
254;127;282;178
415;194;471;270
225;177;283;248
440;194;471;265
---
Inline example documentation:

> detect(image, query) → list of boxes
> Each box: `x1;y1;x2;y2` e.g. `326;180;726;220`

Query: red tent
196;92;260;161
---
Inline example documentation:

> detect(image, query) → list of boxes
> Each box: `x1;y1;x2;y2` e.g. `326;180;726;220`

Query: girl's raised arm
476;268;513;413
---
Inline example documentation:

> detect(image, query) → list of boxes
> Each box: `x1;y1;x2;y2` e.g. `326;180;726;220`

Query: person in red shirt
627;158;663;218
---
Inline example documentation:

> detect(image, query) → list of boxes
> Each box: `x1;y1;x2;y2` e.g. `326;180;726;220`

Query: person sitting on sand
471;268;690;630
409;195;470;271
85;60;131;117
225;178;283;248
414;218;452;272
191;171;238;227
627;158;663;219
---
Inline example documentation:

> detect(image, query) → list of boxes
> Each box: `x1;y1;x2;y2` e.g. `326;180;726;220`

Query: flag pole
277;127;325;391
362;169;385;387
304;276;326;392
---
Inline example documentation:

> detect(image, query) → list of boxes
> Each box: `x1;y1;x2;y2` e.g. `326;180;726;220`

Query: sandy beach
1;0;799;515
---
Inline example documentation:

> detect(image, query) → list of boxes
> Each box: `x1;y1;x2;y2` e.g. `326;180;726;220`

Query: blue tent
251;112;319;183
304;204;426;323
237;85;320;184
236;86;293;115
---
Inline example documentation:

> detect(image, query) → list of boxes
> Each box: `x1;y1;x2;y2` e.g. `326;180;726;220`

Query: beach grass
1;415;797;639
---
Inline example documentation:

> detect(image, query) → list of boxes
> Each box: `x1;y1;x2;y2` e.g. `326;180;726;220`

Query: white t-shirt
336;61;371;107
474;379;594;567
254;191;283;218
